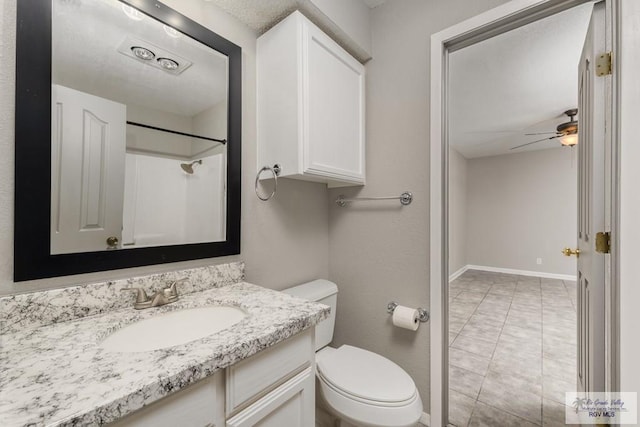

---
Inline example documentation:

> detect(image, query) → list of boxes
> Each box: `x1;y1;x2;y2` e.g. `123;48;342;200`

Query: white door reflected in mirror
51;85;127;254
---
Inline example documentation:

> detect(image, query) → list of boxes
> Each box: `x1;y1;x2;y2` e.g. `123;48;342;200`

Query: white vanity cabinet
110;329;315;427
257;11;366;187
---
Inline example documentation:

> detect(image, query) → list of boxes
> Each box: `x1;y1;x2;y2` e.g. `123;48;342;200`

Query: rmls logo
566;392;638;425
572;396;624;418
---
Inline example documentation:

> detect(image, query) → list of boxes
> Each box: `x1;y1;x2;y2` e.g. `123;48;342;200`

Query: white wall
449;147;468;276
466;148;577;276
0;0;329;295
327;0;509;412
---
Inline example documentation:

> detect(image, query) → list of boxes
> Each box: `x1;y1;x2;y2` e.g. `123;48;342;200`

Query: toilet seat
318;370;417;407
316;345;423;427
317;345;417;404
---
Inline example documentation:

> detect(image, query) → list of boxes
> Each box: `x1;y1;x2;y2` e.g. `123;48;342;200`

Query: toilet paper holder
387;302;429;323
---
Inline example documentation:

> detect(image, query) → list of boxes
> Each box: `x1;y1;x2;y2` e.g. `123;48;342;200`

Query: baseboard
419;412;430;426
466;264;577;281
448;265;468;282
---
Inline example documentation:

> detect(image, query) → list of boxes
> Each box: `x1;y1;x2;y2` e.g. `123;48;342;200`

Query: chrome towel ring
255;164;281;201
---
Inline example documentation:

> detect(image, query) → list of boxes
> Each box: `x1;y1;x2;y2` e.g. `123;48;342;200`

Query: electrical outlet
536;258;542;265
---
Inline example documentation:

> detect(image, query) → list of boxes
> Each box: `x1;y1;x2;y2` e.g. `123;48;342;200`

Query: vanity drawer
226;329;314;414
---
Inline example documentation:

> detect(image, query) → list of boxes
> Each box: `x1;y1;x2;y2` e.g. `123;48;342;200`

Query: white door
576;1;608;394
51;84;126;254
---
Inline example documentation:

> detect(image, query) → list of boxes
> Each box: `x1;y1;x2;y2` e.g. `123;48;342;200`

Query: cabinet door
226;368;315;427
109;374;224;427
303;21;365;183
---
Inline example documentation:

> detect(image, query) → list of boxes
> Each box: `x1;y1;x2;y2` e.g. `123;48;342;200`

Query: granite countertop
0;282;329;427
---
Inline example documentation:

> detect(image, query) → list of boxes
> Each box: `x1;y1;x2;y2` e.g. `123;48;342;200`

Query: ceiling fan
511;108;578;150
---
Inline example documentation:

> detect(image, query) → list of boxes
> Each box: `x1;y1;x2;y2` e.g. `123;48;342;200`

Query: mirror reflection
50;0;228;254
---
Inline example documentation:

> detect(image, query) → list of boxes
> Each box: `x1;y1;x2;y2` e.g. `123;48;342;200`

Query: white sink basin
100;306;247;353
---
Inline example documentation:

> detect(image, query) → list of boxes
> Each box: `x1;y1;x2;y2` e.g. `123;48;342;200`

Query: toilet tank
282;279;337;351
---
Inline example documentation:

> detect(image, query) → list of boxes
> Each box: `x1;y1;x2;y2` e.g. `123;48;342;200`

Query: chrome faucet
121;278;187;310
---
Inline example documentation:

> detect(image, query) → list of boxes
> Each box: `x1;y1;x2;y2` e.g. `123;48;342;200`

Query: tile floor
448;270;577;427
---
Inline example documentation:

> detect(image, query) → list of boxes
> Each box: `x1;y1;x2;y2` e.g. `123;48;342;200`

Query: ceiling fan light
560;133;578;146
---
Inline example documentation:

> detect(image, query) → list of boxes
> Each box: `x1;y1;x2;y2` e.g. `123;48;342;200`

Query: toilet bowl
283;280;423;427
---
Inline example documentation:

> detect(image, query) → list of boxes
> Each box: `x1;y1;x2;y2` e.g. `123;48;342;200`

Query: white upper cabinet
257;11;365;187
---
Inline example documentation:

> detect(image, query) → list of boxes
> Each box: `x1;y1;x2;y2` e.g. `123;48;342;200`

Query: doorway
445;5;590;425
430;1;611;426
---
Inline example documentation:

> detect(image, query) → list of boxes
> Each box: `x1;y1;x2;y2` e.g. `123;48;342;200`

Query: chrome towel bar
335;191;413;207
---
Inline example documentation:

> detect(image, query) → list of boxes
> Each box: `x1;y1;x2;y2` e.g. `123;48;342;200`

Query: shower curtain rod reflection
126;121;227;144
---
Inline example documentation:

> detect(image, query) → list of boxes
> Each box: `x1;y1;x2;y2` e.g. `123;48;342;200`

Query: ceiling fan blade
524;132;559;136
510;135;559;150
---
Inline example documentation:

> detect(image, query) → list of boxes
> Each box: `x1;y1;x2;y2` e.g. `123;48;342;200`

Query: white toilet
283;280;423;427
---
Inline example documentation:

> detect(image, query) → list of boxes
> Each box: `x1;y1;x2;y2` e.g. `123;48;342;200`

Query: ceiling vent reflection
131;46;155;60
157;57;180;70
117;37;192;75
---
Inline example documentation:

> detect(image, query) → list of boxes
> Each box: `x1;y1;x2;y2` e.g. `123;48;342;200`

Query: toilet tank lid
282;279;338;301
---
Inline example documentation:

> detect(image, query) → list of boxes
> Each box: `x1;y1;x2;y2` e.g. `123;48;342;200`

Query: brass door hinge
596;52;612;76
595;231;611;254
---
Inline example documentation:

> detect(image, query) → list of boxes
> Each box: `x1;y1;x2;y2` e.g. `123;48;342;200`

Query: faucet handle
165;278;188;298
121;287;150;303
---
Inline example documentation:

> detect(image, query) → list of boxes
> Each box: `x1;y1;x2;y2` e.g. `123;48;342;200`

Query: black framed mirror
14;0;241;281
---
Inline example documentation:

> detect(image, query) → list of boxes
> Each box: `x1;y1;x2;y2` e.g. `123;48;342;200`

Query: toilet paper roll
392;305;420;331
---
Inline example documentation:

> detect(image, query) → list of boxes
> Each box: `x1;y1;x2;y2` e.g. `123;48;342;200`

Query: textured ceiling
203;0;299;34
53;0;228;118
204;0;371;62
203;0;381;35
449;3;593;158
